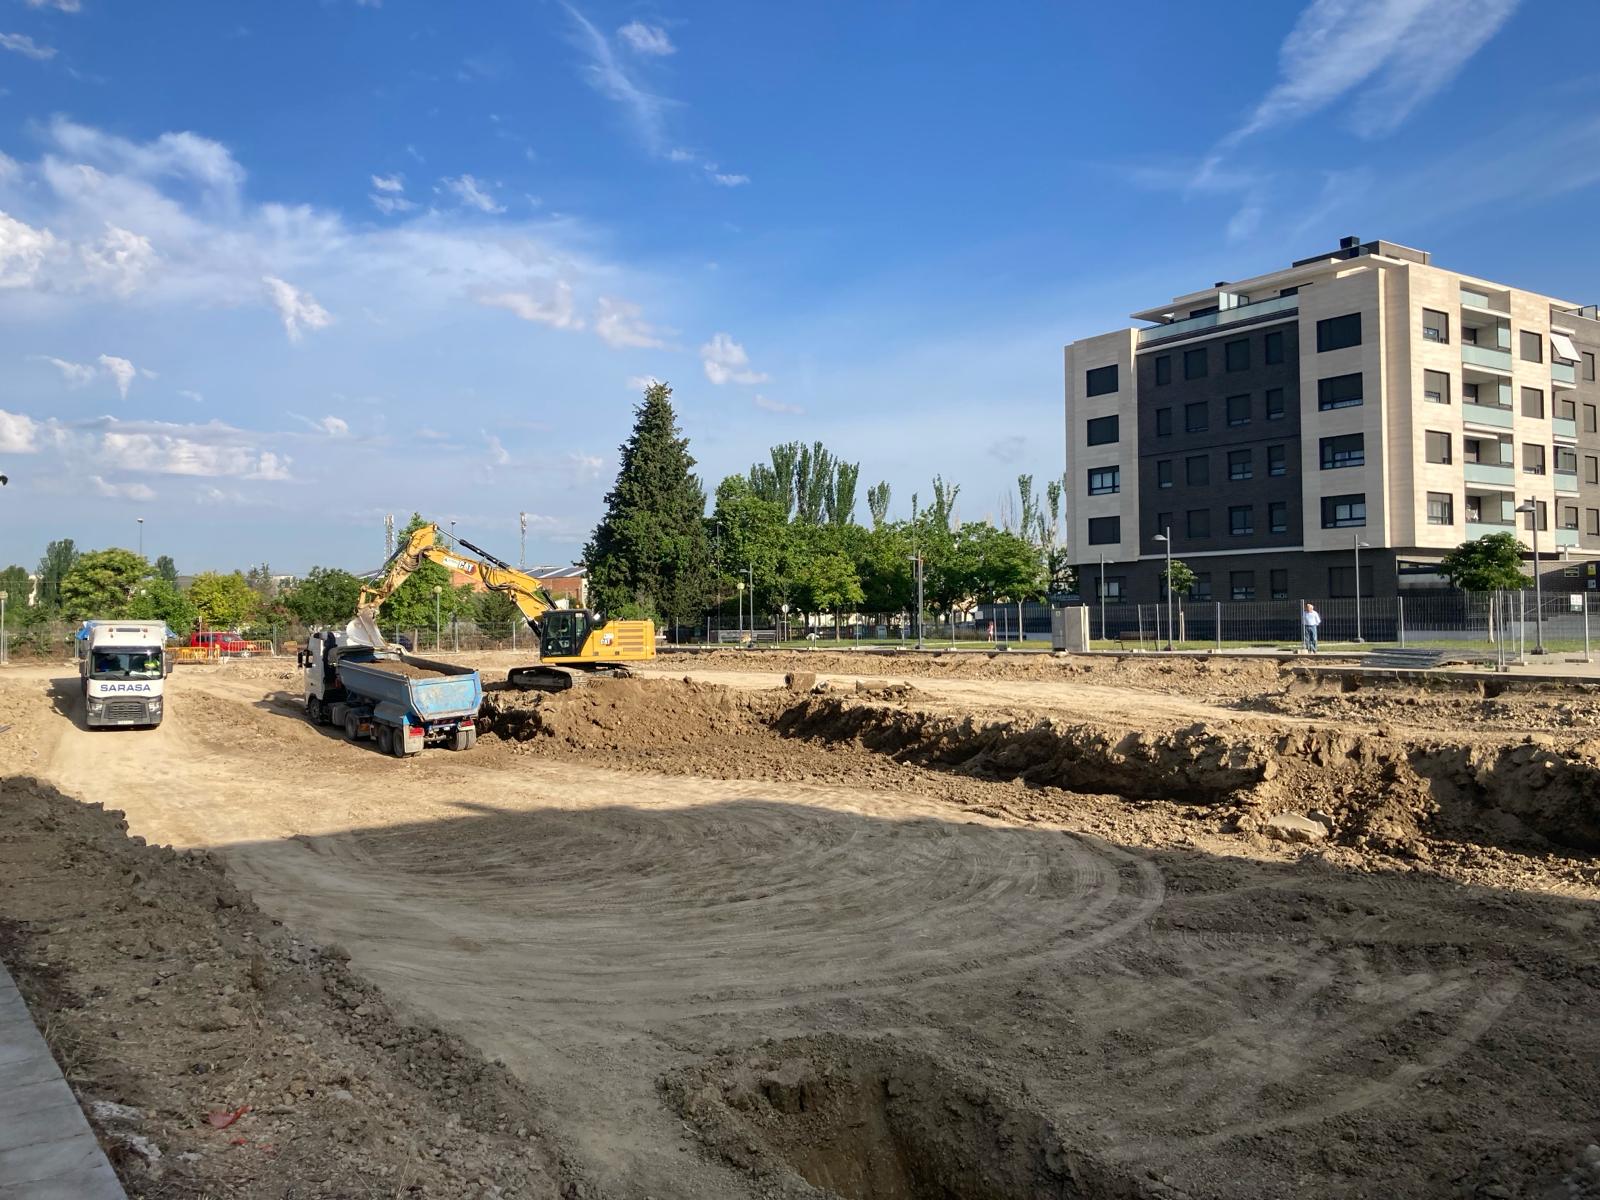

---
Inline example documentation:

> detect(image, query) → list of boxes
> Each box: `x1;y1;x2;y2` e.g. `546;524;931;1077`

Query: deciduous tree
282;567;364;628
1439;531;1527;592
59;548;151;621
188;572;261;629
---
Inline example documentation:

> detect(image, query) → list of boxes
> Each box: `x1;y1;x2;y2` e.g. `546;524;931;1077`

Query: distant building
1064;236;1600;602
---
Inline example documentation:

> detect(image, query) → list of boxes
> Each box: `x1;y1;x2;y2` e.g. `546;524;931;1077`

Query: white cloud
754;394;803;415
25;0;82;10
80;224;157;295
566;451;604;479
0;211;56;288
618;21;674;55
47;117;246;197
39;355;95;386
476;282;582;331
371;173;404;192
710;172;750;188
1221;0;1518;149
97;354;137;399
441;174;504;214
700;331;768;385
0;32;54;60
179;389;204;404
626;374;661;392
295;414;349;437
370;192;415;215
564;3;673;153
263;275;333;341
91;475;157;501
485;433;512;467
594;296;664;349
0;408;39;452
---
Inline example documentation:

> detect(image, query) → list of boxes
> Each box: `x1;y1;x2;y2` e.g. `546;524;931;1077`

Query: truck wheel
344;713;359;741
392;729;409;758
452;729;469;752
466;728;478;750
376;725;392;755
307;697;322;725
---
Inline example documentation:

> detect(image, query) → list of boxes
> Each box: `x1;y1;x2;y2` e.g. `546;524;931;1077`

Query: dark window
1264;330;1284;365
1270;569;1288;600
1265;387;1285;419
1087;516;1120;545
1229;505;1253;536
1524;443;1546;475
1268;444;1287;476
1585;351;1596;382
1585;455;1599;486
1230;571;1256;601
1423;369;1450;404
1183;347;1208;380
1101;576;1125;601
1320;433;1364;469
1558;397;1576;421
1424;430;1452;465
1462;326;1478;345
1155;355;1172;386
1328;565;1374;598
1156;407;1173;437
1427;492;1454;525
1186;455;1209;486
1422;308;1449;344
1087;466;1120;496
1186;509;1210;538
1556;446;1577;474
1085;414;1119;445
1521;386;1545;419
1520;329;1543;363
1521;500;1548;532
1157;459;1174;489
1269;501;1287;533
1226;394;1251;426
1086;364;1119;397
1279;286;1299;297
1225;339;1250;371
1322;493;1366;528
1184;401;1208;433
1587;404;1599;434
1588;509;1600;537
1228;449;1252;480
1463;381;1480;404
1190;573;1212;602
1155;511;1173;537
1317;373;1363;410
1316;312;1361;352
1560;505;1579;530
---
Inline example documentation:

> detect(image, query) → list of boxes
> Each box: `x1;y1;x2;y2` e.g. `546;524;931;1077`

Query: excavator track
506;664;636;692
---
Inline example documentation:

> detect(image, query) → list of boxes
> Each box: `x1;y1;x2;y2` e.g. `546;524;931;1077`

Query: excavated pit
477;678;1600;854
666;1037;1138;1200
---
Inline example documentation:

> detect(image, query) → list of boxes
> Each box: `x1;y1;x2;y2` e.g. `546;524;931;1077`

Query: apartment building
1064;237;1600;604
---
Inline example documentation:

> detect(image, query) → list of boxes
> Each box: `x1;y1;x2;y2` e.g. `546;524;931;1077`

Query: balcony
1461;344;1513;372
1556;470;1580;494
1467;521;1517;541
1137;293;1299;346
1556;528;1581;548
1463;461;1515;488
1459;287;1508;313
1555;416;1578;440
1553;361;1577;387
1462;402;1514;429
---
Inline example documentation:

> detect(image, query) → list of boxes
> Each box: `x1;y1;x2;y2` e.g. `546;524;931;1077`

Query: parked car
188;630;256;656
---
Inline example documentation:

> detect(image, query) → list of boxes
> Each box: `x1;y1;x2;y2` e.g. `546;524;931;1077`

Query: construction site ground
2;649;1599;1199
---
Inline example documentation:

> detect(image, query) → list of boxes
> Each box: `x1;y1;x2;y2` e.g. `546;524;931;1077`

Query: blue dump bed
337;655;483;723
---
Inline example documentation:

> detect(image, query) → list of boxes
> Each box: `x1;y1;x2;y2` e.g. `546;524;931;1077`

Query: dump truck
300;630;482;755
76;620;172;728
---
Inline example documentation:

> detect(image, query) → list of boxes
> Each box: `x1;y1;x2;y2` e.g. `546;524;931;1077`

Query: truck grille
104;699;147;722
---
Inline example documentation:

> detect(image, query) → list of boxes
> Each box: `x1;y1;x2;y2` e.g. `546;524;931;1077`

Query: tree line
584;382;1072;634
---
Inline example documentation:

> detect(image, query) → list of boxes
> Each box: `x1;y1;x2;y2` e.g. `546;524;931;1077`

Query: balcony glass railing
1459;288;1495;309
1555;416;1578;439
1556;471;1580;493
1467;521;1517;541
1462;402;1514;428
1463;462;1515;487
1137;293;1299;344
1556;528;1581;548
1461;344;1513;371
1553;361;1577;386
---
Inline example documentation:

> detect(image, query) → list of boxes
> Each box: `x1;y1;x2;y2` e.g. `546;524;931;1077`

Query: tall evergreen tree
585;382;713;628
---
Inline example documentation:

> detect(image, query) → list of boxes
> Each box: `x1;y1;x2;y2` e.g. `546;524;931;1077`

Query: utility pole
1353;534;1370;643
1154;527;1174;651
910;553;926;650
1098;552;1106;642
137;517;144;558
519;511;528;568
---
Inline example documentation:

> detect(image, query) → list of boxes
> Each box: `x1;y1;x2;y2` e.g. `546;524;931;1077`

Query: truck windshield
91;649;163;680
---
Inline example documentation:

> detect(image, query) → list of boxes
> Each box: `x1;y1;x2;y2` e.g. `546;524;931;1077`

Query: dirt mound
357;658;456;679
0;775;587;1199
480;676;780;749
667;1035;1145;1199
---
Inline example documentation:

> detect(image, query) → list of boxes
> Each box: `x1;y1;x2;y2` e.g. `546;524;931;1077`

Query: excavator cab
539;609;589;659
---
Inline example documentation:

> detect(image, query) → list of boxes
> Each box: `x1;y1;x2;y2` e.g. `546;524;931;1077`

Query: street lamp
0;589;8;665
1352;535;1371;643
736;578;746;645
433;584;443;652
137;517;144;557
908;553;925;650
743;564;755;641
1514;499;1546;655
1098;552;1107;642
1153;528;1174;651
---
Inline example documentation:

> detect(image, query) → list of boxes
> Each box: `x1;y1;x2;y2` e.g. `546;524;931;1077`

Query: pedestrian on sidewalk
1302;602;1322;654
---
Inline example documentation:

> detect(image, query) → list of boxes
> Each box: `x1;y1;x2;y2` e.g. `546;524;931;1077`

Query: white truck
76;620;171;728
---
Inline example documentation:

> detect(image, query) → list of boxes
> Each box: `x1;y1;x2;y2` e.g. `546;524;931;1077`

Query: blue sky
2;0;1597;575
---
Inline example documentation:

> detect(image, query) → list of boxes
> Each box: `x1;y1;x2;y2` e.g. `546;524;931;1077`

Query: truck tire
452;728;470;752
344;712;359;741
307;697;323;725
466;728;477;750
376;725;392;755
392;729;409;758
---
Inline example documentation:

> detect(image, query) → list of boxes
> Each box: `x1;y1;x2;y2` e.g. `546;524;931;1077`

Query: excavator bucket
345;606;387;649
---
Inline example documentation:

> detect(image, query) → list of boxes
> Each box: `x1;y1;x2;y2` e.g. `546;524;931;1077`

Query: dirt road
6;655;1600;1198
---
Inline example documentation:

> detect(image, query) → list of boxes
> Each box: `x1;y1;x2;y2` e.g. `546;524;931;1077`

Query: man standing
1302;602;1322;654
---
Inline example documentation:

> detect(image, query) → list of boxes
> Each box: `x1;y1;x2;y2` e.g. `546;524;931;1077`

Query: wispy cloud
294;414;349;437
626;374;661;392
711;172;749;188
0;407;293;481
441;173;504;214
618;20;674;56
476;282;583;331
754;394;802;415
97;353;136;399
700;332;768;385
0;32;54;60
91;475;156;501
371;173;404;192
263;276;333;342
24;0;83;11
38;355;95;386
594;296;664;349
485;432;511;466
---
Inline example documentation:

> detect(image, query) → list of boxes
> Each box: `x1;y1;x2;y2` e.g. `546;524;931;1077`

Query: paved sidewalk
0;963;124;1199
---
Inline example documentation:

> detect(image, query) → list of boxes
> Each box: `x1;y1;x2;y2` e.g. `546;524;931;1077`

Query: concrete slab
0;963;125;1199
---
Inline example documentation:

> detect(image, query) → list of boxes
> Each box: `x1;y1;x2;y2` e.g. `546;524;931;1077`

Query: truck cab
77;620;171;728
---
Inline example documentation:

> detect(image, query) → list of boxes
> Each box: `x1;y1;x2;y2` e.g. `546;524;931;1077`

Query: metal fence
1076;589;1599;659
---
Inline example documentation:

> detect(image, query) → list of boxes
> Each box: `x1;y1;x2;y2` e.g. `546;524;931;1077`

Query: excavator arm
351;523;559;646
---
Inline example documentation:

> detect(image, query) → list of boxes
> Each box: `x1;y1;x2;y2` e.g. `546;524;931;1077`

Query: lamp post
744;564;755;640
1098;552;1107;642
1352;534;1371;643
736;579;746;645
433;585;443;652
1153;528;1174;651
137;518;144;557
909;553;925;650
0;589;8;666
1515;499;1546;654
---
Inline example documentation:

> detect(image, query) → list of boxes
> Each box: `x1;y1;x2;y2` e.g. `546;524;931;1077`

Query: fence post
1518;591;1526;663
1585;594;1592;663
1396;596;1405;648
1137;604;1146;650
1214;602;1222;652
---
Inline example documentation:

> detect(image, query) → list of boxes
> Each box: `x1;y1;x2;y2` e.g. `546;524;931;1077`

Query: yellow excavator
352;523;655;691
